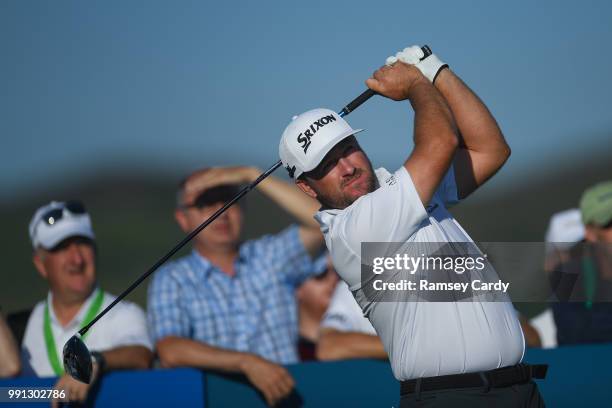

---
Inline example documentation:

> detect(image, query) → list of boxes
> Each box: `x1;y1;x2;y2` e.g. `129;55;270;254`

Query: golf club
62;88;377;384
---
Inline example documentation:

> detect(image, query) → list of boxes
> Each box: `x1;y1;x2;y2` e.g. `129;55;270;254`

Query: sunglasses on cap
40;200;87;226
183;185;241;209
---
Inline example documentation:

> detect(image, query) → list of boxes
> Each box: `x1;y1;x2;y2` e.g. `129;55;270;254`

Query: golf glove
386;45;448;83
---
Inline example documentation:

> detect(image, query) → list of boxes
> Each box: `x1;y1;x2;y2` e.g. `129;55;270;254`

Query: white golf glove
386;45;448;83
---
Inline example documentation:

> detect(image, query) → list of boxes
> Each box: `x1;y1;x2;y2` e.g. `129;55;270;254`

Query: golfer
280;45;546;406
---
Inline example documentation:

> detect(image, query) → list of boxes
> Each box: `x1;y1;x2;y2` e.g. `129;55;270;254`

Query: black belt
400;364;548;396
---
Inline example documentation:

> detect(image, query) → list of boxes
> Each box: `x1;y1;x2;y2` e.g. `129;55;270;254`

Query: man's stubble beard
315;164;378;210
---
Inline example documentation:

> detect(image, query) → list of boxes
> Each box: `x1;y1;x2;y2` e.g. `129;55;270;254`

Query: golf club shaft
340;89;375;117
79;89;377;336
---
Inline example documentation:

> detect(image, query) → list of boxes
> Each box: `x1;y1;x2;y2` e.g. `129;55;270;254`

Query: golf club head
63;334;92;384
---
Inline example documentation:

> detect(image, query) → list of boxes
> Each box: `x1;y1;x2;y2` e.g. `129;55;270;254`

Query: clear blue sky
2;0;611;198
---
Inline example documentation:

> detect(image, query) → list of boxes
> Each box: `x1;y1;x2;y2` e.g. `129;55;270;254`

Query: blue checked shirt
147;225;322;364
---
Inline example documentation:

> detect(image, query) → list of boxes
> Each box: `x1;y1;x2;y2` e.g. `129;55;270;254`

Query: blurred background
2;0;610;316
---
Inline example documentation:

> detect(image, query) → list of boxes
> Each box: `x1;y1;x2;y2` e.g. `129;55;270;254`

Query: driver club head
63;334;92;384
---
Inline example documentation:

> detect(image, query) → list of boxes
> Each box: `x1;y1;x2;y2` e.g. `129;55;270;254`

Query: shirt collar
190;249;215;279
190;247;247;279
46;286;100;329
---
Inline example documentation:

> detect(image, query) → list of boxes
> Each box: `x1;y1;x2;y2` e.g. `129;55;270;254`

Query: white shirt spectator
21;288;152;377
321;281;377;335
544;208;584;254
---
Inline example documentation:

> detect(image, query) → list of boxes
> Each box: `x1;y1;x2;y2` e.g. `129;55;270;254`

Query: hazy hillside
452;150;612;241
1;151;610;318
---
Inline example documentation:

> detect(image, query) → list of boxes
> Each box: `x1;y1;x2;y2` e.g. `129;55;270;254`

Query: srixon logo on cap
297;114;337;154
284;164;296;178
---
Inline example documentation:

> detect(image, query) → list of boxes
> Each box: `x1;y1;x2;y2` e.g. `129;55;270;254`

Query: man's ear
174;209;191;234
296;179;318;199
33;251;48;280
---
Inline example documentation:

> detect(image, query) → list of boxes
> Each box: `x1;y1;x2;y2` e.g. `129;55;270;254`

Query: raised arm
97;345;152;370
433;69;511;199
388;45;510;200
182;166;323;256
366;62;459;205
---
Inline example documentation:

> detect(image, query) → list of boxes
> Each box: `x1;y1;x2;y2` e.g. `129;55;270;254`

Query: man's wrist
238;353;256;372
406;77;435;99
431;65;450;86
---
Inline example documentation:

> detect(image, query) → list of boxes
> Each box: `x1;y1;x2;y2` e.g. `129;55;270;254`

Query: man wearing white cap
541;208;583;347
549;183;612;345
280;45;546;406
545;208;585;266
22;200;153;405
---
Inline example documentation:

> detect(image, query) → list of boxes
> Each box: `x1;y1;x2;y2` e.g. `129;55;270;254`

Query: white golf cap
544;208;585;253
29;201;95;250
279;108;363;179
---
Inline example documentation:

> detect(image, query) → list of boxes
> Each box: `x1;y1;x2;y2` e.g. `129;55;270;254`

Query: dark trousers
399;380;545;407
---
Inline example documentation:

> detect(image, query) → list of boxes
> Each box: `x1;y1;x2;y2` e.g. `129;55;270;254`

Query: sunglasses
40;200;87;226
183;185;240;209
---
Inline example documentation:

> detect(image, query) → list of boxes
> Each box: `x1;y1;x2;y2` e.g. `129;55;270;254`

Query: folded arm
99;345;152;370
157;336;294;406
316;329;387;361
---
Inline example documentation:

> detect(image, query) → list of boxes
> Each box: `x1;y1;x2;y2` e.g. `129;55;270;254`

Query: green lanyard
582;257;597;310
43;289;105;376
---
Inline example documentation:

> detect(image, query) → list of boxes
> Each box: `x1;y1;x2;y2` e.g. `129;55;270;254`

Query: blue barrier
0;369;205;408
206;359;397;407
525;343;612;406
1;343;611;407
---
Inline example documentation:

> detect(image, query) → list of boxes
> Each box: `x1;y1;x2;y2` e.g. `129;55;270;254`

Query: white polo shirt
21;288;152;377
315;166;524;381
321;281;377;335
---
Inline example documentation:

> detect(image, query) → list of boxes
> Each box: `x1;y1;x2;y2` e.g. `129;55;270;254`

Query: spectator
544;208;585;275
147;166;325;407
296;257;338;361
22;201;153;404
549;182;612;345
317;279;387;361
0;312;20;377
582;181;612;245
539;208;586;348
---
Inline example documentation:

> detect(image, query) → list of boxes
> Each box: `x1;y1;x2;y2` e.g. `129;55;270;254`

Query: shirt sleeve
252;225;323;286
434;165;460;207
339;166;428;252
103;301;153;350
147;266;191;344
321;282;377;335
